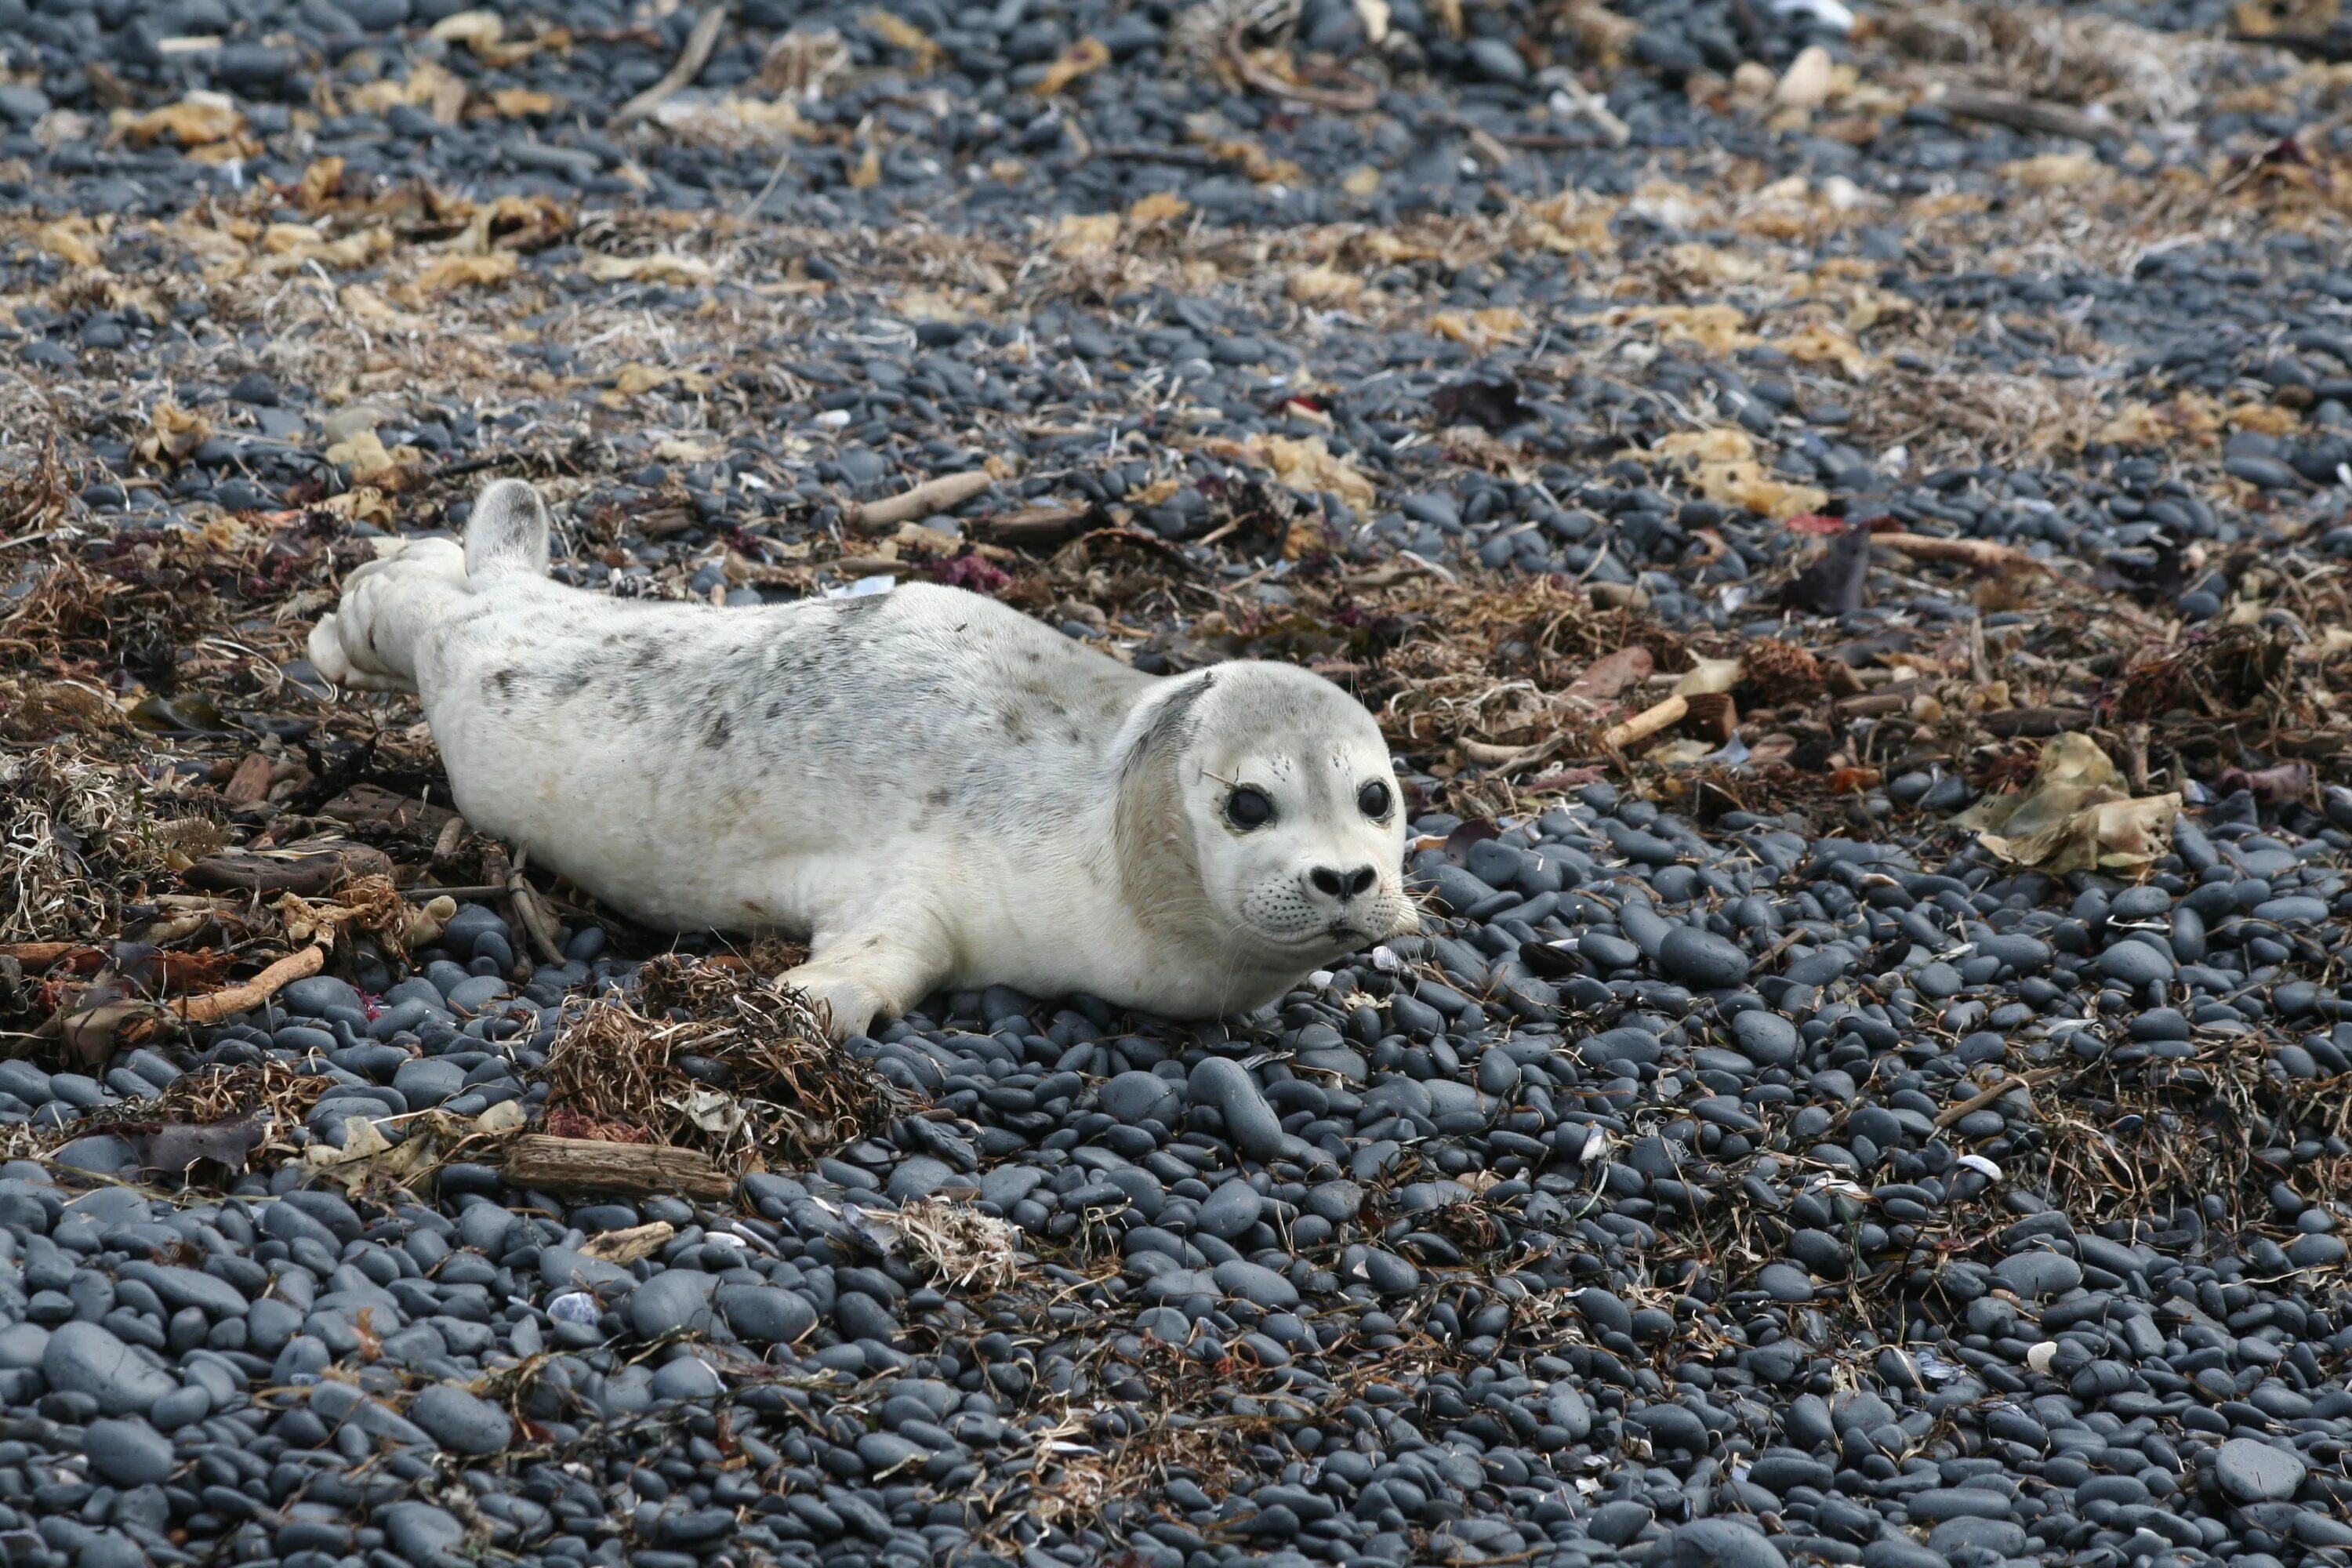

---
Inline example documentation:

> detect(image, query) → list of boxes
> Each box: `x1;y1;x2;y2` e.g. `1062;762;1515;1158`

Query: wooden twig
1934;1070;2056;1128
2124;722;2151;795
615;0;731;125
507;849;567;970
1548;74;1630;147
170;946;325;1025
1599;695;1688;752
501;1135;732;1200
1933;88;2116;144
1873;532;2038;573
1981;706;2091;737
1222;23;1379;113
433;812;470;863
841;470;993;534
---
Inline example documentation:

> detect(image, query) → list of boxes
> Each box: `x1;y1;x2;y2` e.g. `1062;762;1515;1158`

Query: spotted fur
308;480;1417;1037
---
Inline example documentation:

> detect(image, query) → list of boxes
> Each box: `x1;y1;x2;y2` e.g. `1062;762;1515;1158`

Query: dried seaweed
538;954;908;1171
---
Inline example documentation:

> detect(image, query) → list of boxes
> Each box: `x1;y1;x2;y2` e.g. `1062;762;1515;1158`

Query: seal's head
1117;662;1417;982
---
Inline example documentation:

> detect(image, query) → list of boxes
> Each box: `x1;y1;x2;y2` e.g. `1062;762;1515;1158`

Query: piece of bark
320;782;459;840
183;844;394;897
169;946;325;1025
1600;695;1689;751
1682;691;1738;743
501;1136;733;1200
841;471;993;534
223;753;275;807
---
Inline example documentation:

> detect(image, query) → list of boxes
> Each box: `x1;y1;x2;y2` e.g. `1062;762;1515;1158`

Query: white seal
309;480;1418;1037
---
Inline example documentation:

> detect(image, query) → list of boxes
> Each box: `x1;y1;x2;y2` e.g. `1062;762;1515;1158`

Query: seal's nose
1308;866;1378;902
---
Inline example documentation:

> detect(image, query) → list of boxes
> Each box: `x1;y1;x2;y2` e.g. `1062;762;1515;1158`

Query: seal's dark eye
1225;786;1274;830
1357;780;1392;819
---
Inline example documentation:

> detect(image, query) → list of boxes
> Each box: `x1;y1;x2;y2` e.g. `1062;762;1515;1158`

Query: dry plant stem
1548;75;1630;146
843;471;993;533
2125;721;2151;795
432;813;469;862
501;1134;732;1199
614;0;732;125
1934;1073;2038;1129
1221;23;1379;113
1874;532;2038;572
1599;695;1687;751
170;946;324;1024
1933;87;2115;143
0;942;78;966
400;884;510;901
506;850;567;967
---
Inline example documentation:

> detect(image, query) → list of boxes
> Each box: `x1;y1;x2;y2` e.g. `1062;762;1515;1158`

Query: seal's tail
463;477;552;579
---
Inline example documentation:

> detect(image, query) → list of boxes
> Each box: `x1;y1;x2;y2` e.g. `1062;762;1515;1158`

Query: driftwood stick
170;946;325;1024
1934;88;2115;144
615;0;731;124
1599;695;1688;752
842;471;993;533
1935;1073;2039;1129
1873;532;2038;572
1223;23;1379;113
501;1135;732;1200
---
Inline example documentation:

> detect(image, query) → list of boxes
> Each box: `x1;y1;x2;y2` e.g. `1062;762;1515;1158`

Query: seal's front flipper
780;924;949;1043
308;536;469;694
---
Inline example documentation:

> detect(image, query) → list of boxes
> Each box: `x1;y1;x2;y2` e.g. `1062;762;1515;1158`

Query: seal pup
309;479;1418;1037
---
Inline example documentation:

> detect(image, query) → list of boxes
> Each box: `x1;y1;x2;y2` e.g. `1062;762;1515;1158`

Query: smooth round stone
1189;1057;1283;1161
886;1156;956;1202
444;975;511;1011
1099;1070;1178;1125
391;1058;466;1109
649;1356;724;1400
1668;1518;1788;1568
1580;932;1641;969
1730;1010;1800;1067
2215;1437;2307;1504
1758;1264;1816;1303
628;1272;717;1340
2287;1232;2348;1268
2093;941;2173;985
42;1322;176;1415
280;975;362;1016
84;1417;173;1486
1659;927;1751;989
1908;1490;2013;1521
1588;1501;1653;1545
1991;1251;2082;1300
1197;1180;1263;1241
719;1285;817;1345
382;1503;465;1565
1358;1248;1418;1294
834;1290;898;1342
1213;1259;1299;1312
410;1383;512;1455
